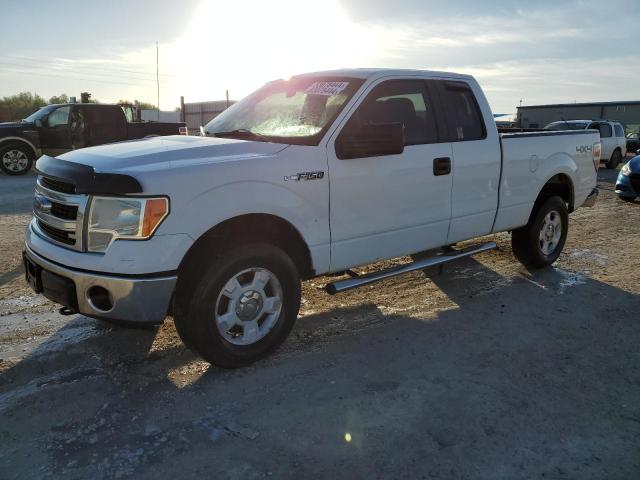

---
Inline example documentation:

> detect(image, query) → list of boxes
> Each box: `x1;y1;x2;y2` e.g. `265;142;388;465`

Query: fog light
87;286;114;312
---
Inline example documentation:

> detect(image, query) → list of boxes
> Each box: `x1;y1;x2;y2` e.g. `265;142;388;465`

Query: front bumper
23;243;176;324
615;172;639;198
582;188;599;207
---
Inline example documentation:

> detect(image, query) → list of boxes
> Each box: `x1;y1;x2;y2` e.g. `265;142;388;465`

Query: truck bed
494;129;600;232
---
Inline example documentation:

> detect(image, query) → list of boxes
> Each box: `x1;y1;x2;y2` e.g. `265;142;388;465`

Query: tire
511;196;569;268
174;243;301;368
0;143;34;175
618;194;636;203
605;149;622;169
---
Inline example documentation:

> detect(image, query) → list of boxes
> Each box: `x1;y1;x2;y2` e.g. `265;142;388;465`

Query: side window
614;124;624;137
436;81;486;141
46;106;70;127
345;80;438;145
597;123;612;138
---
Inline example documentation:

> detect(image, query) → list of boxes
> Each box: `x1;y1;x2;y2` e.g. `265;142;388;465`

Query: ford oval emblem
34;193;52;213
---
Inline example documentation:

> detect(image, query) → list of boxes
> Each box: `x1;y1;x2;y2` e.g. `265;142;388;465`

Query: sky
1;0;639;114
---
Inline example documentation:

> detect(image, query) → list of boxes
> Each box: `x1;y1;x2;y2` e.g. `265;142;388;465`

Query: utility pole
156;42;160;120
226;90;229;109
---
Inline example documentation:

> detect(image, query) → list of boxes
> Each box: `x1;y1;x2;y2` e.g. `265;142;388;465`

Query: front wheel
512;196;569;268
0;144;34;175
606;149;622;169
174;244;301;368
618;194;636;203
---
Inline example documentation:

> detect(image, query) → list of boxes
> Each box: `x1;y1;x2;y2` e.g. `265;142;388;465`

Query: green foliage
119;99;157;110
0;92;47;121
49;94;69;104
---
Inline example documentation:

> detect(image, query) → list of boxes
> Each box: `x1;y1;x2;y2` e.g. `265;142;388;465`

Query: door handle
433;157;451;176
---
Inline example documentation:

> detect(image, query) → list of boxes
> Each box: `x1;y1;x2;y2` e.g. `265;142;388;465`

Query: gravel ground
0;166;639;479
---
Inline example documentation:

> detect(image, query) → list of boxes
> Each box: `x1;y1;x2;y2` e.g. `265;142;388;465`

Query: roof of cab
292;68;473;81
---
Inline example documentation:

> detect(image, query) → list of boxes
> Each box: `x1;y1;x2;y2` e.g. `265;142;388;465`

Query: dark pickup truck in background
0;103;187;175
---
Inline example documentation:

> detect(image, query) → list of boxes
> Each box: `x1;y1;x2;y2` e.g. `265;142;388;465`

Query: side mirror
34;119;43;128
336;123;404;160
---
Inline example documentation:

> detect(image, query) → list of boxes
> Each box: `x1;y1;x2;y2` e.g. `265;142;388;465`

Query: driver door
326;79;453;271
39;106;72;156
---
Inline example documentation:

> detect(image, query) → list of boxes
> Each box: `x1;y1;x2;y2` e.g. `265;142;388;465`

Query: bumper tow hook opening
59;306;77;316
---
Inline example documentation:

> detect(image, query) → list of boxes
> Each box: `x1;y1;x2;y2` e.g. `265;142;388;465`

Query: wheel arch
0;137;39;159
178;213;315;283
534;173;575;213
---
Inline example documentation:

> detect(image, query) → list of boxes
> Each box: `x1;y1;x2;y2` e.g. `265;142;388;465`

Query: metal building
516;101;640;133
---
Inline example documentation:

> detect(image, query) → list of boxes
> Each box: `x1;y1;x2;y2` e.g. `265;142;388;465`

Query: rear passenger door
589;122;615;159
85;107;128;146
430;80;502;243
326;78;454;271
614;123;627;154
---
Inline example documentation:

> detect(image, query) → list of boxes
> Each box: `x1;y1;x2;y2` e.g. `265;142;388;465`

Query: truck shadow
1;256;639;477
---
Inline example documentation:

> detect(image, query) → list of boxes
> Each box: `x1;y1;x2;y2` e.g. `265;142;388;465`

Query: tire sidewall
0;144;34;175
529;197;569;266
187;244;300;366
606;149;621;169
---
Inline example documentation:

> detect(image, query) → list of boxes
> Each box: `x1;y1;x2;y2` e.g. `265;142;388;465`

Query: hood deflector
36;155;143;194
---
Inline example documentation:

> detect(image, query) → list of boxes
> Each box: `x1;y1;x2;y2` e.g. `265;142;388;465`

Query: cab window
614;124;624;137
46;106;70;127
594;123;612;138
344;80;438;145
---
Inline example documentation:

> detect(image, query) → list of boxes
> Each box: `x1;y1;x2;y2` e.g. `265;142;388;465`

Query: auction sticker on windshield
304;81;349;96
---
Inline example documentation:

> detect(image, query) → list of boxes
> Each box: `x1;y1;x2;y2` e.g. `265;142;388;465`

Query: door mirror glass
34;119;43;127
336;123;404;159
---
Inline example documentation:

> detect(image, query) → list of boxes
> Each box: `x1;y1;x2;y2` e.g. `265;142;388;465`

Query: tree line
0;92;157;121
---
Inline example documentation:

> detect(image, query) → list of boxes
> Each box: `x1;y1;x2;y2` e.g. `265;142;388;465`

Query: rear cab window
431;80;486;142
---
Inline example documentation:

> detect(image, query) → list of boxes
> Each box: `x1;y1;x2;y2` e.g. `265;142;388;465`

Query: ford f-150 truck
0;103;186;175
23;69;600;367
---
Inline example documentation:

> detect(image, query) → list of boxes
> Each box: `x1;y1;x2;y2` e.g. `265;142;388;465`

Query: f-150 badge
284;171;325;181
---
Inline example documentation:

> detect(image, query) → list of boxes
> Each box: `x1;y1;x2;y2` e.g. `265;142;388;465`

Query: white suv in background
544;120;627;169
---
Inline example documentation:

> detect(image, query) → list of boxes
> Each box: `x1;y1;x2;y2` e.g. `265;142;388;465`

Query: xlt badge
284;171;325;182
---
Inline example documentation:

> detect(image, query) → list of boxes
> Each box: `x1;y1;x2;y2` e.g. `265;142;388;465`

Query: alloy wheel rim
539;210;562;255
2;150;28;172
214;267;283;346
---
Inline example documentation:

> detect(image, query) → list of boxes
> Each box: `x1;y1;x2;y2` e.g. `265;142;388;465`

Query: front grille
37;220;76;245
50;202;78;220
41;177;76;194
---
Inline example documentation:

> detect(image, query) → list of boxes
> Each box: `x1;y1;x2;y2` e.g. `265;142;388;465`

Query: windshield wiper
212;129;269;141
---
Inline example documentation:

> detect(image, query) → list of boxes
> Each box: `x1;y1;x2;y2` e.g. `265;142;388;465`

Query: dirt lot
1;167;639;479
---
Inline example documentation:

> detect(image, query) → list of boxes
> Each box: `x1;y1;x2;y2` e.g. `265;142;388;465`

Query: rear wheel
512;196;568;268
606;149;622;169
174;243;301;368
0;144;34;175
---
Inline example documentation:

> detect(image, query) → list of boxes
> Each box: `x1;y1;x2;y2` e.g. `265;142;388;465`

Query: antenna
156;42;160;120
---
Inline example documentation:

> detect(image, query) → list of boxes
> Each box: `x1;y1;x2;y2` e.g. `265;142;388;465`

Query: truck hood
55;135;289;172
0;121;30;130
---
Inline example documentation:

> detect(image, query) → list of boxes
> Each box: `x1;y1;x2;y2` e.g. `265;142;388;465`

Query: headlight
87;196;169;252
621;163;631;176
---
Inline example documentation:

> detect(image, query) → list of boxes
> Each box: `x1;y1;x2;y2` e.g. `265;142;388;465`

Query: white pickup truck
24;69;600;367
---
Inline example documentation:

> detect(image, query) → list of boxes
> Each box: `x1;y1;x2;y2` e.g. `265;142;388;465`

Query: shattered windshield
203;76;364;145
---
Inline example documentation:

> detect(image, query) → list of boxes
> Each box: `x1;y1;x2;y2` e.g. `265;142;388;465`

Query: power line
0;62;170;86
0;67;170;89
0;54;176;79
0;60;171;85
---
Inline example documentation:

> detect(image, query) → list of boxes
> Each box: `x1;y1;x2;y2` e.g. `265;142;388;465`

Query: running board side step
325;241;497;294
